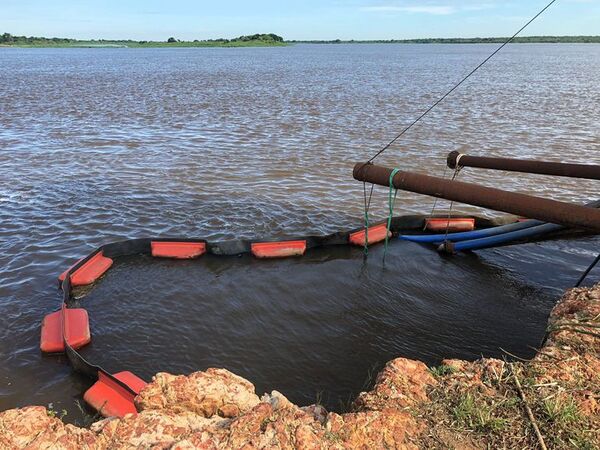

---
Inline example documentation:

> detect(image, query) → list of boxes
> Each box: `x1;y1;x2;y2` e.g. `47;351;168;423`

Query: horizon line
2;31;600;42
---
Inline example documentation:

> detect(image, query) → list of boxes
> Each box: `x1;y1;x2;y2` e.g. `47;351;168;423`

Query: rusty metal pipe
447;151;600;180
353;162;600;232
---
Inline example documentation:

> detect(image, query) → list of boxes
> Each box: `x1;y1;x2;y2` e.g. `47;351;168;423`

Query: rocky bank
1;284;598;449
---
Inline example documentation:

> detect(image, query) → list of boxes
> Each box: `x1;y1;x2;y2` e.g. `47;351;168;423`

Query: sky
1;0;599;41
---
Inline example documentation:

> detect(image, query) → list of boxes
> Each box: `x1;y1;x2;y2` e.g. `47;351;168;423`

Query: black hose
575;252;600;287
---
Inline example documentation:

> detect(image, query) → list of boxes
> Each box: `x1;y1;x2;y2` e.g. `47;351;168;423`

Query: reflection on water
0;44;598;423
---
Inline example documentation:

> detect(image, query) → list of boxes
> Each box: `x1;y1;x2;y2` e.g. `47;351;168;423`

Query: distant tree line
165;33;283;43
233;33;283;42
1;32;73;45
0;31;285;47
5;31;597;47
288;36;600;44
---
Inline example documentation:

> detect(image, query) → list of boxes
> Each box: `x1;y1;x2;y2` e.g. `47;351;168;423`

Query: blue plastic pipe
399;219;545;244
447;222;563;252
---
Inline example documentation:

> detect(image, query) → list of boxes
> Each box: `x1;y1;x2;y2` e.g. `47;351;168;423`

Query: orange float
251;240;307;258
58;252;113;286
349;223;391;247
425;218;475;233
84;371;147;418
40;308;91;353
151;241;206;259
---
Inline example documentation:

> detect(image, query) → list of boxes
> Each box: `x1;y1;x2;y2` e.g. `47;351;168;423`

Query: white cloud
360;1;496;15
362;5;456;15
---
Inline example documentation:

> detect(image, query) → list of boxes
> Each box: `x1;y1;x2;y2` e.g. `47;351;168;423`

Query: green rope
363;180;375;257
384;168;400;261
363;207;370;256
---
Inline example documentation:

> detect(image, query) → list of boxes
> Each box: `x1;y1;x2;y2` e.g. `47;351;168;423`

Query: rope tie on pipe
454;152;465;169
442;165;464;242
362;164;375;257
425;164;448;230
426;152;465;231
384;168;401;262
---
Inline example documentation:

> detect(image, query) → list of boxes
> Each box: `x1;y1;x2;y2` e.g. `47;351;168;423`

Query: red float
349;223;391;247
84;371;147;418
425;218;475;233
251;240;307;258
151;241;206;259
40;308;91;353
58;252;113;286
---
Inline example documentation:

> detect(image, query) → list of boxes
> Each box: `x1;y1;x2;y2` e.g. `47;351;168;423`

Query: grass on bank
421;361;597;449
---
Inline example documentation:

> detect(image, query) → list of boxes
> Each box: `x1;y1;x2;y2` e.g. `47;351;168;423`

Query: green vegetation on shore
0;32;286;48
2;32;599;48
291;35;600;44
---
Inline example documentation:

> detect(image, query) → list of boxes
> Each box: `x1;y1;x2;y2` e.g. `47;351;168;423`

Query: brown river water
0;44;599;424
